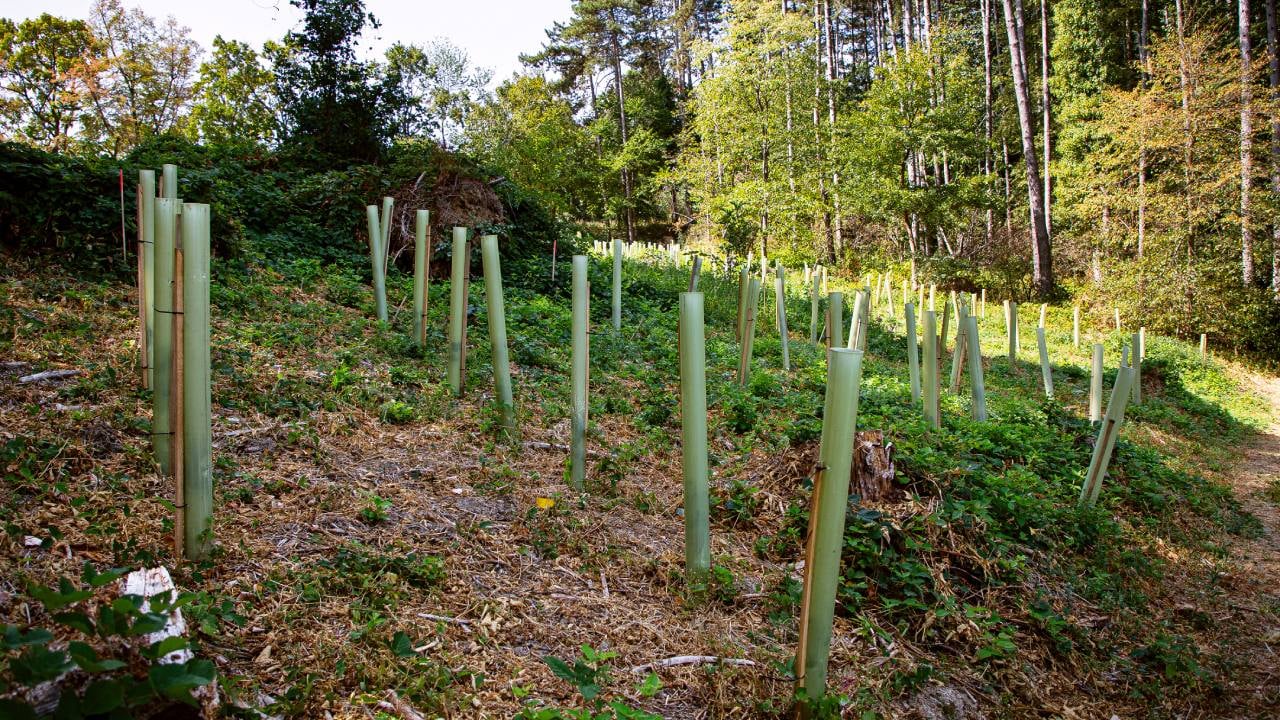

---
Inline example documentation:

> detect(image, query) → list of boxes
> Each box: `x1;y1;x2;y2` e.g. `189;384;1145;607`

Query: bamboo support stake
1037;327;1054;398
152;198;179;476
906;301;921;403
180;203;213;561
612;239;623;330
923;310;940;428
1130;331;1142;405
448;227;468;396
413;210;430;345
1073;305;1080;348
776;266;791;371
795;347;863;709
1079;366;1137;506
738;279;760;385
570;256;589;491
965;315;988;420
366;206;388;322
827;291;843;349
679;292;710;585
139;170;156;388
1089;344;1104;422
736;266;750;342
480;235;515;433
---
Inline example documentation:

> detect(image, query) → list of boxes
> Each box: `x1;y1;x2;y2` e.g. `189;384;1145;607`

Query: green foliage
515;645;662;720
0;564;216;717
188;37;276;146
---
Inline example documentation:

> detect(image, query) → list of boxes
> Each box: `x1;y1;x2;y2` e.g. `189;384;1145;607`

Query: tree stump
853;430;896;502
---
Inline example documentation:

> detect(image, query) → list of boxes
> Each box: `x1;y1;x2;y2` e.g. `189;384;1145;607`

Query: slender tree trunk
1000;0;1054;296
1138;0;1149;259
983;0;994;244
610;30;635;245
824;1;844;257
1268;0;1280;292
1241;0;1257;285
1040;0;1052;238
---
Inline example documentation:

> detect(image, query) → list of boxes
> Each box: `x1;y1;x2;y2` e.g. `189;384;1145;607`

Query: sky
1;0;574;87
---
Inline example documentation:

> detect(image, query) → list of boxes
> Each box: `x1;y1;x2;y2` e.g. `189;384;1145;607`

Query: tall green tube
949;301;968;392
1037;326;1054;398
923;310;939;428
380;196;394;275
905;301;921;402
1131;331;1143;405
366;206;388;321
1080;366;1136;506
736;266;750;341
776;266;790;371
1089;343;1104;422
570;256;590;491
413;210;429;345
448;227;468;396
139;170;156;388
965;315;988;421
1073;305;1081;347
796;348;863;707
611;238;622;331
161;164;177;200
738;279;760;385
679;292;710;584
1008;301;1019;360
827;291;844;349
152;198;178;476
181;203;213;561
809;271;821;343
479;234;515;433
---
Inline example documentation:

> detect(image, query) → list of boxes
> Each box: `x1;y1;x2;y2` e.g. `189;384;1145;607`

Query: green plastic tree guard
776;266;791;371
1131;331;1143;405
739;279;761;385
1073;305;1081;348
366;206;388;322
796;347;864;707
965;315;988;420
1037;327;1054;398
139;169;156;388
570;256;590;491
152;197;179;476
480;235;515;433
923;310;940;428
809;270;821;344
1079;366;1136;506
612;238;622;330
827;291;844;349
1008;301;1019;360
736;266;750;342
448;227;469;396
679;292;710;584
905;301;921;402
1089;343;1104;422
181;203;213;561
380;196;394;276
413;210;430;345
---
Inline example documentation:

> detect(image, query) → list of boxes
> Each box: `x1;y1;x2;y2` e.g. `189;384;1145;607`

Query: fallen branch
523;441;605;459
417;612;471;630
18;369;81;384
630;655;757;674
376;691;427;720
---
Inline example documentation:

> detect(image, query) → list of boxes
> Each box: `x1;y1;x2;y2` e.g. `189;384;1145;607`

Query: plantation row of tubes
131;171;1183;705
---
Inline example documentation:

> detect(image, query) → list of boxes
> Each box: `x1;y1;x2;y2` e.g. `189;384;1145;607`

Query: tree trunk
1241;0;1257;286
1138;0;1149;260
1000;0;1054;296
1268;0;1280;292
983;0;994;244
610;30;635;246
1040;0;1052;238
824;0;844;257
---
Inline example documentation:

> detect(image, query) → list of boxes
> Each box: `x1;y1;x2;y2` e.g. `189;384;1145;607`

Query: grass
0;244;1274;718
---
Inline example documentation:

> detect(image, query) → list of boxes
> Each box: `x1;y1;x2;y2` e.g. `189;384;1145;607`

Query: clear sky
0;0;573;87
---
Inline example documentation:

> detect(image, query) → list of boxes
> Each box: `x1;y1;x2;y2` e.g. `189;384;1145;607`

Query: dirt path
1220;372;1280;714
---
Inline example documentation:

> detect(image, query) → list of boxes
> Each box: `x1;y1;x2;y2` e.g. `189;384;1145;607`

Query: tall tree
187;37;275;145
0;14;96;151
1000;0;1053;296
1269;0;1280;291
386;40;491;147
1240;0;1256;285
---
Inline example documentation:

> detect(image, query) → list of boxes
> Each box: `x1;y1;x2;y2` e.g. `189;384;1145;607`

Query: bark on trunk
1241;0;1257;286
1000;0;1054;296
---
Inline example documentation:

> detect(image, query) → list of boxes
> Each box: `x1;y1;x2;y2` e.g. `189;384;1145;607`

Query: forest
1;0;1279;718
